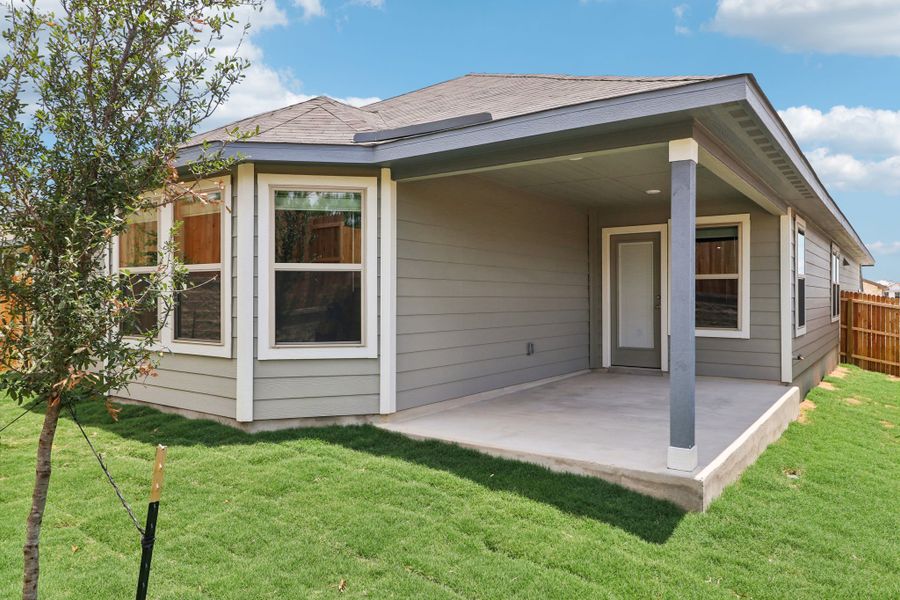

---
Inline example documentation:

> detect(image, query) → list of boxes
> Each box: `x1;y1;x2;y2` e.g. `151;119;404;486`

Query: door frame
601;223;669;371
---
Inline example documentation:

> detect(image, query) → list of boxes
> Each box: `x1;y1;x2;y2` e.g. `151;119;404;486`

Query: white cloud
351;0;384;7
294;0;325;20
780;106;900;159
710;0;900;56
869;241;900;256
673;3;691;35
203;2;380;129
780;105;900;196
803;147;900;195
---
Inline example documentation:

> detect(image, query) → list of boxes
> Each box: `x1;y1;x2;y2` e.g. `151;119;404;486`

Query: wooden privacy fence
840;292;900;376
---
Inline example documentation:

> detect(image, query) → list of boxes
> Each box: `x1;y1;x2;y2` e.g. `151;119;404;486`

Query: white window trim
795;215;807;337
669;213;751;339
112;177;233;358
830;242;841;323
256;174;378;360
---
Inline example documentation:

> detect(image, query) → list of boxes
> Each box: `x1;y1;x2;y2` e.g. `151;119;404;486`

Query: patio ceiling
470;144;747;209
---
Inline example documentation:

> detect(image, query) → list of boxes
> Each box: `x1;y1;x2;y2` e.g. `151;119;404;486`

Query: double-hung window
118;208;160;337
173;192;224;344
795;216;807;336
114;178;231;357
693;214;751;338
258;175;378;359
831;244;841;322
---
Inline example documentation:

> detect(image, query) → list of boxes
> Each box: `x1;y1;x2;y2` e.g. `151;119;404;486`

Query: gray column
668;139;698;471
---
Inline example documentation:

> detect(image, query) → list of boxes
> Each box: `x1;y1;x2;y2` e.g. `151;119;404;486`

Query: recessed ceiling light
645;189;661;195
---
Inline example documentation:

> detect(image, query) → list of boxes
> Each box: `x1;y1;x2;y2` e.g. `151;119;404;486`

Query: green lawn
1;365;898;599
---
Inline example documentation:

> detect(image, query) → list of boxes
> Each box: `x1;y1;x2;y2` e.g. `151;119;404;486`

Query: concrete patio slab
378;372;800;511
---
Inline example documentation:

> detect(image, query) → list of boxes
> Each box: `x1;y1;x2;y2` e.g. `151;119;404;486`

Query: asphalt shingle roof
187;73;727;147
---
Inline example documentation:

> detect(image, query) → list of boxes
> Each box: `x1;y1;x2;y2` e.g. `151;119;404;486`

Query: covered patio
379;372;799;511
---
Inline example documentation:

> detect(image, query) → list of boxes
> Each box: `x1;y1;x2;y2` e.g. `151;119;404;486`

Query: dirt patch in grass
888;375;900;383
818;381;836;391
830;366;850;379
845;397;863;406
880;420;896;429
798;400;817;424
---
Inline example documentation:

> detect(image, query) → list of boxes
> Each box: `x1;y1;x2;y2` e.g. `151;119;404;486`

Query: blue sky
220;0;900;280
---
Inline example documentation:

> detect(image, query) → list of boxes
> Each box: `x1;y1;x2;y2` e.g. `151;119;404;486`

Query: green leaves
0;0;255;406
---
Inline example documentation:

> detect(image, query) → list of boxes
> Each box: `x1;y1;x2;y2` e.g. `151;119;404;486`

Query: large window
118;209;159;337
696;225;739;329
257;174;378;360
273;190;362;344
114;178;231;357
693;214;750;338
174;192;223;343
831;244;841;322
795;216;807;336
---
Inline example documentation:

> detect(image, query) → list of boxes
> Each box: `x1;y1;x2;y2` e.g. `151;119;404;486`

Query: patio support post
668;139;698;471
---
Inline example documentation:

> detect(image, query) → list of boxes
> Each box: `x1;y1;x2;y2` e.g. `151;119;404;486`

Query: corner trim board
379;169;397;414
235;163;255;422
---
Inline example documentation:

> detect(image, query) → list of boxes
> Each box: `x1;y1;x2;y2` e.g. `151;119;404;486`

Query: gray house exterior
113;74;872;504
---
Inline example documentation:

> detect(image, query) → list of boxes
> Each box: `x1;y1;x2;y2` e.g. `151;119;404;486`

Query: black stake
136;445;167;600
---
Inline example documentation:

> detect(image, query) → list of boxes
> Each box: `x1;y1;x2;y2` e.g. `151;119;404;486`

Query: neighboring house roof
188;74;724;146
864;279;889;292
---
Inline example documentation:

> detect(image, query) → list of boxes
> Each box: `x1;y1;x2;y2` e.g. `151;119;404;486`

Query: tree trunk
22;399;62;600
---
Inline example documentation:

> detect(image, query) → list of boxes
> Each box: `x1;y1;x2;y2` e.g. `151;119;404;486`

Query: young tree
0;1;256;597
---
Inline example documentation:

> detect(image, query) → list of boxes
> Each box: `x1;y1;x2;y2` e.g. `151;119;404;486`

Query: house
113;74;873;510
863;279;889;296
884;281;900;299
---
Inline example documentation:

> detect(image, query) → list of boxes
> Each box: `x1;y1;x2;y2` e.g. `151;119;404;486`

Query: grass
1;365;899;599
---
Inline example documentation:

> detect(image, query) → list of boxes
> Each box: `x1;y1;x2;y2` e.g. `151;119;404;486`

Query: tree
0;1;256;597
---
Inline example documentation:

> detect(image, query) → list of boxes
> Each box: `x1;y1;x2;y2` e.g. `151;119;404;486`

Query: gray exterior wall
116;172;239;419
251;165;381;420
594;194;783;381
840;255;862;293
395;176;590;410
792;218;840;382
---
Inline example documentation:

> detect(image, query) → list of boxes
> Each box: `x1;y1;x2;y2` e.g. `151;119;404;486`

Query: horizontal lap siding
116;173;239;419
793;220;839;381
252;165;381;420
118;354;236;418
396;176;590;410
698;208;781;380
841;256;862;292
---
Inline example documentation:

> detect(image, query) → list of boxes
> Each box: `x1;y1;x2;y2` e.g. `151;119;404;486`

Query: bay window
118;208;159;337
174;192;224;343
114;178;231;357
258;175;378;360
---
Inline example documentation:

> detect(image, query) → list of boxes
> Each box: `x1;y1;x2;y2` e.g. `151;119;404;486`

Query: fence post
847;294;855;366
136;445;167;600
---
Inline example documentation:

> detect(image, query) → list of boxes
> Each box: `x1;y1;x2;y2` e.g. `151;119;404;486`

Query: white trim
668;138;699;163
165;178;233;359
113;179;234;357
601;223;669;371
693;213;751;339
379;168;397;414
795;215;807;337
667;444;698;472
256;174;378;360
235;163;255;422
830;242;841;324
779;209;793;383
